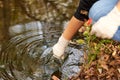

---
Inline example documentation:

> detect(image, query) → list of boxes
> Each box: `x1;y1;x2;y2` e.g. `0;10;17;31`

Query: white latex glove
91;6;120;39
53;35;69;59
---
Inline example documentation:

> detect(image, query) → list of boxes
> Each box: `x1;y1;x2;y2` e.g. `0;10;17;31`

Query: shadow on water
0;21;63;80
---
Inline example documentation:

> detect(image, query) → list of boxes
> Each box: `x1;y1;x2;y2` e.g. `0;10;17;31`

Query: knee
89;0;118;23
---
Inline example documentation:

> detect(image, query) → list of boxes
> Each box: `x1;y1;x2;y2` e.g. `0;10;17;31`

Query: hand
52;35;69;59
40;36;69;78
40;47;64;79
90;6;120;41
42;47;64;65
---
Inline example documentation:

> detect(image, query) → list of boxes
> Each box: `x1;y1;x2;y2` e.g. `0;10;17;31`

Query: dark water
0;21;84;80
0;21;63;80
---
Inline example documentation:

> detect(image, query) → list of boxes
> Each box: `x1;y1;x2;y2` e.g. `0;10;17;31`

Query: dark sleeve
74;0;98;21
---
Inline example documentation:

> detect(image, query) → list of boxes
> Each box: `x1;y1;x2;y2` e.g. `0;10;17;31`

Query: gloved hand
90;6;120;42
40;35;69;79
53;35;69;59
41;35;69;62
40;47;64;79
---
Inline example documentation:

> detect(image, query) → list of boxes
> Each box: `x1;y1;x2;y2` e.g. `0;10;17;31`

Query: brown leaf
101;64;109;71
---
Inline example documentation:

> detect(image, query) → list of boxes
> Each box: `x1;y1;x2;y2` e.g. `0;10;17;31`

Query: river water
0;21;84;80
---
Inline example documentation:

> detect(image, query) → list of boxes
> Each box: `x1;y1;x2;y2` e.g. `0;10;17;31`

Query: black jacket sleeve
74;0;98;21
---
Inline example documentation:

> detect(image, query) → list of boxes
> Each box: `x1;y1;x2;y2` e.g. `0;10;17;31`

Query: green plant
74;19;120;80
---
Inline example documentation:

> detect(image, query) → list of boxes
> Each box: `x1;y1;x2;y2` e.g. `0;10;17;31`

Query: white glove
53;35;69;59
91;6;120;39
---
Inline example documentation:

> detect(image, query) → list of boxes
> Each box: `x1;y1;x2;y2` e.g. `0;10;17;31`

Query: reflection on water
0;21;63;80
0;21;84;80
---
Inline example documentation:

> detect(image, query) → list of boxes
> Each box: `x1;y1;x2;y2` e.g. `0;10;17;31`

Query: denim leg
89;0;118;23
112;26;120;42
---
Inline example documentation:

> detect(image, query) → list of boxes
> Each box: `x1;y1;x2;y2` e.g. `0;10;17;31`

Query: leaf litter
70;19;120;80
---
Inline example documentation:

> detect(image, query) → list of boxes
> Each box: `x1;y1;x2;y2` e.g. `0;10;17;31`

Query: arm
62;16;84;40
53;17;84;59
53;0;97;59
63;0;97;40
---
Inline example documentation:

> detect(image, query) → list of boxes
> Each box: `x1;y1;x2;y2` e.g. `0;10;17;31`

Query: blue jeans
89;0;118;23
89;0;120;41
